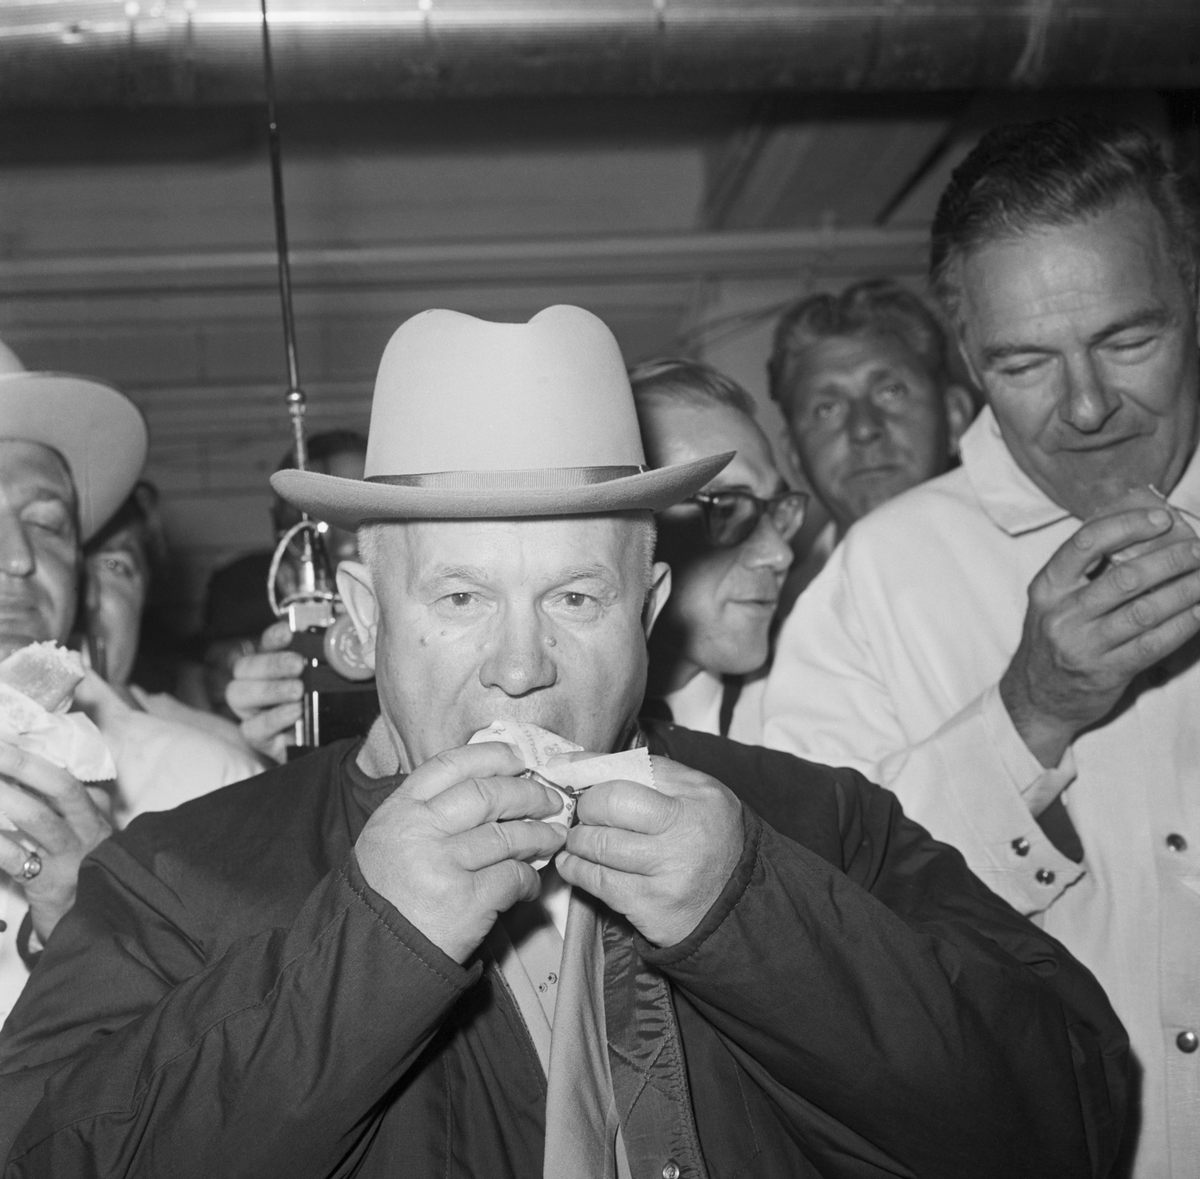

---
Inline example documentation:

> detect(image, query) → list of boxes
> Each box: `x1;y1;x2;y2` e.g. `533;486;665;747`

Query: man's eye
875;382;907;403
90;554;137;581
1108;335;1155;356
549;590;602;620
24;509;71;537
811;401;844;422
997;359;1045;380
446;592;476;608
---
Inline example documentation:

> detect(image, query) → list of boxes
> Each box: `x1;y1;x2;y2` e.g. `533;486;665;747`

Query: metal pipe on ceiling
1;0;1197;108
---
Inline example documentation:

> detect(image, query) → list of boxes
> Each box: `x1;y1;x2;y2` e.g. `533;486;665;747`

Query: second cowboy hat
0;340;148;542
273;305;731;526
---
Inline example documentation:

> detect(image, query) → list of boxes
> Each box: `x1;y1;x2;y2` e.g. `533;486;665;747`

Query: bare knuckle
477;858;524;903
483;819;513;856
1165;541;1198;573
1069;528;1097;556
0;744;29;777
1110;563;1142;594
1027;579;1052;609
429;749;460;777
1041;614;1072;652
1132;631;1161;664
465;776;494;813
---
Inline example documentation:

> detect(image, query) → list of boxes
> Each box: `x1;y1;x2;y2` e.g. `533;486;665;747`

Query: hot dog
0;641;84;713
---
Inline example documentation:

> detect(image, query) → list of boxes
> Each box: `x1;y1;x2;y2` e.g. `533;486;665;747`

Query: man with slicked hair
764;116;1200;1176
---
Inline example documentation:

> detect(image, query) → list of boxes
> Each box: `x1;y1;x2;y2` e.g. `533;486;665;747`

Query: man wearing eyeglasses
630;359;805;741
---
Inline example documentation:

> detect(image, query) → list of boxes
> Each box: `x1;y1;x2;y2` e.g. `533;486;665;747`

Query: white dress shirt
663;669;766;745
763;406;1200;1178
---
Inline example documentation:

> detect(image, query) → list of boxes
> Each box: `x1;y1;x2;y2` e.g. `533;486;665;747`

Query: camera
284;597;378;755
274;523;379;757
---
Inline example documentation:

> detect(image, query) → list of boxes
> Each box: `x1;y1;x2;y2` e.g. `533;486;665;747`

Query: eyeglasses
682;489;809;549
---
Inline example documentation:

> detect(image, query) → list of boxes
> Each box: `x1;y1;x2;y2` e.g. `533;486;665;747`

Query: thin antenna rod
260;0;308;475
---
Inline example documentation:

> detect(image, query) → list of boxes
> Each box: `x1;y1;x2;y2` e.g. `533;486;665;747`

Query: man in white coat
763;115;1200;1177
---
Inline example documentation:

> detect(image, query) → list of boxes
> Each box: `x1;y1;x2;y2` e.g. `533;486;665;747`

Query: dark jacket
0;724;1128;1177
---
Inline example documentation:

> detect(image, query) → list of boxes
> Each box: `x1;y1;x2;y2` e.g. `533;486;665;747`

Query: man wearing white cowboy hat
1;307;1127;1176
0;341;262;1025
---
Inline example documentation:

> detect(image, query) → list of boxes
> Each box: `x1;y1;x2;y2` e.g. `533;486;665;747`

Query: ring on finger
18;851;42;881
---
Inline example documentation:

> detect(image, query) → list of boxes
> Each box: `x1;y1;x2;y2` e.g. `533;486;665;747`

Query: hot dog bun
0;641;85;713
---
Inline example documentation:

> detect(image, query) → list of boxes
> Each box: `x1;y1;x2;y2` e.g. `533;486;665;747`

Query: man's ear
642;561;672;638
335;560;379;673
943;383;977;458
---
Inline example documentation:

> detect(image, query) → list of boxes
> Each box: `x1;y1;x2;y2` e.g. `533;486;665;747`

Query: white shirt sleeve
763;530;1085;917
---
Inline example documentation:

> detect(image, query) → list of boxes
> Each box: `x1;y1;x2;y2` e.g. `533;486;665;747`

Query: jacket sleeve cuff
634;805;762;968
978;683;1077;813
342;850;482;990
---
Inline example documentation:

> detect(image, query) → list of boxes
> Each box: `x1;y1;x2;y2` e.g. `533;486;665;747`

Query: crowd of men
0;114;1194;1177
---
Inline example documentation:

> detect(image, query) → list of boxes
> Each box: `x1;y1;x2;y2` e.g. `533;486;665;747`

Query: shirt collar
961;405;1200;535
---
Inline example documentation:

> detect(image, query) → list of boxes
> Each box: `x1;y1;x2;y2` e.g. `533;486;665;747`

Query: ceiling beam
0;225;928;301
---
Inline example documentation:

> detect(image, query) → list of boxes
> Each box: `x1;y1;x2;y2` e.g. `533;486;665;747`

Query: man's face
85;524;149;685
340;515;664;768
0;439;79;662
778;332;952;534
648;401;793;687
958;196;1200;519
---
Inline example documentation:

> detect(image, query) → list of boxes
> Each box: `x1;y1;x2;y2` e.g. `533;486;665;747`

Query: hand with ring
0;737;114;943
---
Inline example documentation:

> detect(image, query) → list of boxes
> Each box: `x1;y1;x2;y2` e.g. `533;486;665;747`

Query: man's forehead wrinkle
424;559;623;585
1089;306;1175;341
559;562;623;584
978;305;1175;366
793;353;923;398
0;439;77;505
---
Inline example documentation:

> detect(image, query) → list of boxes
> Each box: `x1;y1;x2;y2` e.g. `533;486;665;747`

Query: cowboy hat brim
271;451;733;529
0;372;148;541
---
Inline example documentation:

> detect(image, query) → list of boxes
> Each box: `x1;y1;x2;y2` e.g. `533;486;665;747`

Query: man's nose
478;607;558;696
0;512;35;578
845;396;884;444
742;514;795;573
1059;355;1120;433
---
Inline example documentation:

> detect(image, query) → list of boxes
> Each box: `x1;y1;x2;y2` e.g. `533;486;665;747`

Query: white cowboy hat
273;305;731;526
0;340;148;541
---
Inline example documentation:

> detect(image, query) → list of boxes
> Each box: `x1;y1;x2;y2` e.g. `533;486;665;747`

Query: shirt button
1035;868;1056;885
1166;833;1188;853
662;1162;681;1179
1177;1031;1199;1054
1010;837;1031;857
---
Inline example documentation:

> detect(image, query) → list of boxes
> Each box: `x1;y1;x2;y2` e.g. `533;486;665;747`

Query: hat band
366;465;645;491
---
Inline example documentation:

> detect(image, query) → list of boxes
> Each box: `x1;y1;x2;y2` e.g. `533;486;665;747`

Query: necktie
472;721;648;1179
